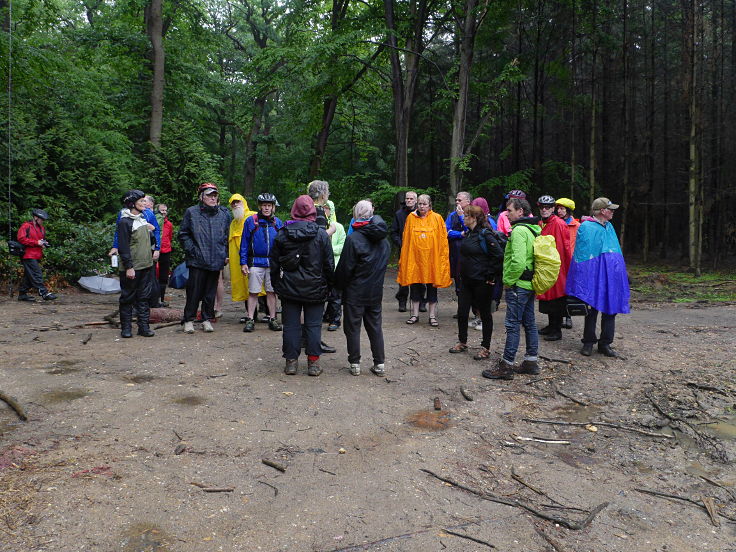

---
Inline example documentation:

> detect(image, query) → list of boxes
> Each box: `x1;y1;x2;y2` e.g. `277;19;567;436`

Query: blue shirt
113;208;161;250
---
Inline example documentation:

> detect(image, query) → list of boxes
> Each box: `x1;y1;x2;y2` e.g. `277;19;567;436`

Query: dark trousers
119;267;154;331
324;288;342;323
343;303;385;365
282;299;323;359
457;280;494;349
410;283;437;303
157;251;171;301
539;297;566;332
20;259;48;295
395;285;409;302
583;307;616;346
183;267;219;322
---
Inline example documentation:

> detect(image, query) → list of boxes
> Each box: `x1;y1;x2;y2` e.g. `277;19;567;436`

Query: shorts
248;266;274;294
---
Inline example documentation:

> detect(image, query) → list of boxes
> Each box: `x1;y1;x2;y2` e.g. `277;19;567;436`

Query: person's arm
117;218;135;278
144;209;161;250
331;224;346;258
333;237;354;289
503;228;529;287
17;223;37;246
446;212;464;239
322;232;335;287
390;211;402;248
178;209;195;257
239;217;253;272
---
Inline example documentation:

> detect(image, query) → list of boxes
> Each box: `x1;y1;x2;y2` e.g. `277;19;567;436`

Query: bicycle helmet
555;197;575;211
197;182;219;195
31;208;49;220
257;192;280;206
121;189;145;208
506;189;527;200
537;195;556;206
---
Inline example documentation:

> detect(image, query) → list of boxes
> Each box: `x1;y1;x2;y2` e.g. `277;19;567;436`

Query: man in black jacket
335;201;391;377
271;195;335;376
391;191;419;312
178;183;232;334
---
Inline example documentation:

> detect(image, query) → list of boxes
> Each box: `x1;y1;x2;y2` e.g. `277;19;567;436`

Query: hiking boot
481;359;515;380
349;363;361;376
137;327;155;337
202;320;214;332
537;325;552;335
268;317;282;331
183;321;195;334
284;359;298;375
563;316;573;329
398;300;407;313
515;360;540;375
370;363;385;376
580;343;593;356
42;292;57;301
467;316;479;328
544;331;562;341
243;318;255;332
18;294;36;302
307;359;322;376
598;344;619;358
120;304;133;338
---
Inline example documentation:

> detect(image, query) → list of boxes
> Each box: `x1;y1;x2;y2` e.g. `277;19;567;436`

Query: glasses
205;193;219;198
539;204;554;208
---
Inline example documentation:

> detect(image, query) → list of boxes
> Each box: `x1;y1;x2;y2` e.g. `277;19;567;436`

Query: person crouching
117;190;155;338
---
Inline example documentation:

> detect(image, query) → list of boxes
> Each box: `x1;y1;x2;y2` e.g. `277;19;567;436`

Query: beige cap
591;197;619;211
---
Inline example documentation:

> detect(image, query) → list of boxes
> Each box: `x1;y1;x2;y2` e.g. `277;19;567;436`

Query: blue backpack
168;262;189;289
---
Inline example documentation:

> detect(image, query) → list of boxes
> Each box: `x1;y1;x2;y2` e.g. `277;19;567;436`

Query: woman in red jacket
17;208;57;301
155;203;174;306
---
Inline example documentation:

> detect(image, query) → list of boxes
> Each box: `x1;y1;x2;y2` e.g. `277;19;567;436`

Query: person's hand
108;248;118;257
241;265;249;275
327;223;336;237
126;268;135;279
152;250;160;261
224;257;229;265
38;240;45;246
147;223;155;231
456;205;464;215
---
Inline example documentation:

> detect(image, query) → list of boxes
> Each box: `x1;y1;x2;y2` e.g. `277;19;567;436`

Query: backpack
478;228;507;255
8;240;25;257
517;225;561;295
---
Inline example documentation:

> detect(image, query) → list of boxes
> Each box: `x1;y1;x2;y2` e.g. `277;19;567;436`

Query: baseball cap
592;197;619;211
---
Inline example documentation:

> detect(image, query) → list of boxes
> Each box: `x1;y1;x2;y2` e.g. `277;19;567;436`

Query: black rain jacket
178;203;231;271
458;225;505;284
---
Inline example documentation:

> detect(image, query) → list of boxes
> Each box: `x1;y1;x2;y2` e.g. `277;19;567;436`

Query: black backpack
8;240;25;257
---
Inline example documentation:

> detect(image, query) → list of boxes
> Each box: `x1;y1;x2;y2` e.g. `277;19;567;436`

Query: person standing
482;197;541;380
496;189;527;236
536;195;572;342
116;190;155;338
446;191;472;297
566;197;630;357
322;202;345;332
16;208;57;301
228;193;257;321
391;191;418;312
398;194;452;327
334;201;390;376
271;195;334;376
178;183;231;334
154;203;173;306
448;205;504;360
240;193;283;332
555;197;580;329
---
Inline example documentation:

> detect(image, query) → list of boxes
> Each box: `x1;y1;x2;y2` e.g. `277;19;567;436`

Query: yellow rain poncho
228;194;256;301
397;210;451;288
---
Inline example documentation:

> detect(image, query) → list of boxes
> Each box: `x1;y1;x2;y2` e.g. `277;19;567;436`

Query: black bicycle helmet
257;192;280;206
537;195;556;206
31;208;49;220
122;189;145;208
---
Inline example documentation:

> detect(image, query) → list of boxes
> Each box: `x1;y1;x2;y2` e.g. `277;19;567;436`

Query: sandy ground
1;270;735;552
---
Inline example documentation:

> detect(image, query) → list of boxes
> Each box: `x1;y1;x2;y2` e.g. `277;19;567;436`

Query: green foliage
628;264;736;303
470;169;535;210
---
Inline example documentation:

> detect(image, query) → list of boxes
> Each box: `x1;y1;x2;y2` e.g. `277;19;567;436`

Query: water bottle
111;254;119;268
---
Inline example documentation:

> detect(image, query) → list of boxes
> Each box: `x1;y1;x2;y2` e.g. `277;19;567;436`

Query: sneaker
467;316;479;328
349;363;361;376
183;321;195;334
42;292;57;301
202;320;214;332
268;318;282;331
370;364;385;376
259;313;270;323
243;319;255;333
18;294;36;302
481;359;514;380
515;360;540;375
284;359;298;375
307;359;322;376
214;310;224;319
327;321;340;331
473;320;483;331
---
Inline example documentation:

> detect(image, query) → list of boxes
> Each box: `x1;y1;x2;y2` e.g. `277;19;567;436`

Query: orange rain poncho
397;210;452;288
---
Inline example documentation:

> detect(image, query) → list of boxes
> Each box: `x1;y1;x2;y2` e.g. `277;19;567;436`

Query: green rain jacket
502;216;541;290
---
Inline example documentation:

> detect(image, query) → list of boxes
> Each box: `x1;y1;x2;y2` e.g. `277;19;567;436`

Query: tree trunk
685;0;701;275
145;0;165;148
309;95;338;179
619;0;630;252
243;96;267;199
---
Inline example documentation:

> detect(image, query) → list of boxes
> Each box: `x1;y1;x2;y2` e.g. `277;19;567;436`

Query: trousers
343;303;385;365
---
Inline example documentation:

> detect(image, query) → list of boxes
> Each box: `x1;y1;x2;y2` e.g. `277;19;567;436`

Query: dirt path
1;272;735;551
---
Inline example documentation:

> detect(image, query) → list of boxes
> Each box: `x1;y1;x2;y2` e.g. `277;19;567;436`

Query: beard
232;205;245;221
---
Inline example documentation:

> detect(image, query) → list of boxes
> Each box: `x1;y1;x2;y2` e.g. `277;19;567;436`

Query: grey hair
458;191;472;202
353;200;374;220
145;195;155;204
417;194;432;208
307;180;330;202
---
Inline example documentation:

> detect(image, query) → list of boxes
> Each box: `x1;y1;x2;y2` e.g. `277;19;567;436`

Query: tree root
0;391;27;421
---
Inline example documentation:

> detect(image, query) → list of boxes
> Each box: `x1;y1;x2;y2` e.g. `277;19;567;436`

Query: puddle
41;389;90;403
44;359;82;375
552;404;601;423
702;416;736;441
120;522;172;552
172;395;205;406
122;375;157;384
407;409;452;431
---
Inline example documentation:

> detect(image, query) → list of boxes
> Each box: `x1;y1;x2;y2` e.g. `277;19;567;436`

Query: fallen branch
262;458;287;473
190;482;234;493
258;480;279;496
153;321;180;330
634;488;736;522
511;466;566;507
552;383;588;406
0;391;27;421
523;418;673;439
442;529;495;548
75;321;111;327
700;476;736;502
685;382;731;396
514;435;571;445
421;469;608;530
539;355;572;364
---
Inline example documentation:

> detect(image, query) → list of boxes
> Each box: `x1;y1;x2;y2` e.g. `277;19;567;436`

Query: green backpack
518;225;561;295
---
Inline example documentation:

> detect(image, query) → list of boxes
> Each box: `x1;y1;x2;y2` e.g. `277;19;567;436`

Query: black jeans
324;288;342;323
395;285;409;302
583;307;616;346
183;267;219;322
343;303;385;365
119;267;155;306
282;299;323;359
410;283;437;304
457;280;494;349
20;259;48;295
539;297;566;332
157;251;171;301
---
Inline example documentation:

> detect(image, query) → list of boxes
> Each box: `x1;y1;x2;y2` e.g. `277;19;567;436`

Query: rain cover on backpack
529;234;561;294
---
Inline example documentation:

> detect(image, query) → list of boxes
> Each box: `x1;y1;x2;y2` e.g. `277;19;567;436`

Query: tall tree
145;0;165;147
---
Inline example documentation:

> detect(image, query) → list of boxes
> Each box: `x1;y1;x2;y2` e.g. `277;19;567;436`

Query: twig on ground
421;469;608;530
442;529;495;548
460;387;474;401
75;321;111;327
634;487;736;522
81;333;93;345
173;430;183;441
700;475;736;502
258;480;279;496
685;382;731;396
262;459;287;473
539;355;572;364
511;466;566;507
533;523;570;552
394;357;412;366
319;468;336;476
153;321;180;330
552;383;589;406
513;435;571;445
190;482;234;492
526;376;555;385
523;418;673;439
205;373;228;379
0;391;27;421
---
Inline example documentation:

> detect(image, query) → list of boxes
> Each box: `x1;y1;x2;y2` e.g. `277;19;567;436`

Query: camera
40;240;50;247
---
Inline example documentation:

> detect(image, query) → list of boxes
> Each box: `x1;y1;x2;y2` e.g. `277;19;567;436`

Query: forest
2;0;735;280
